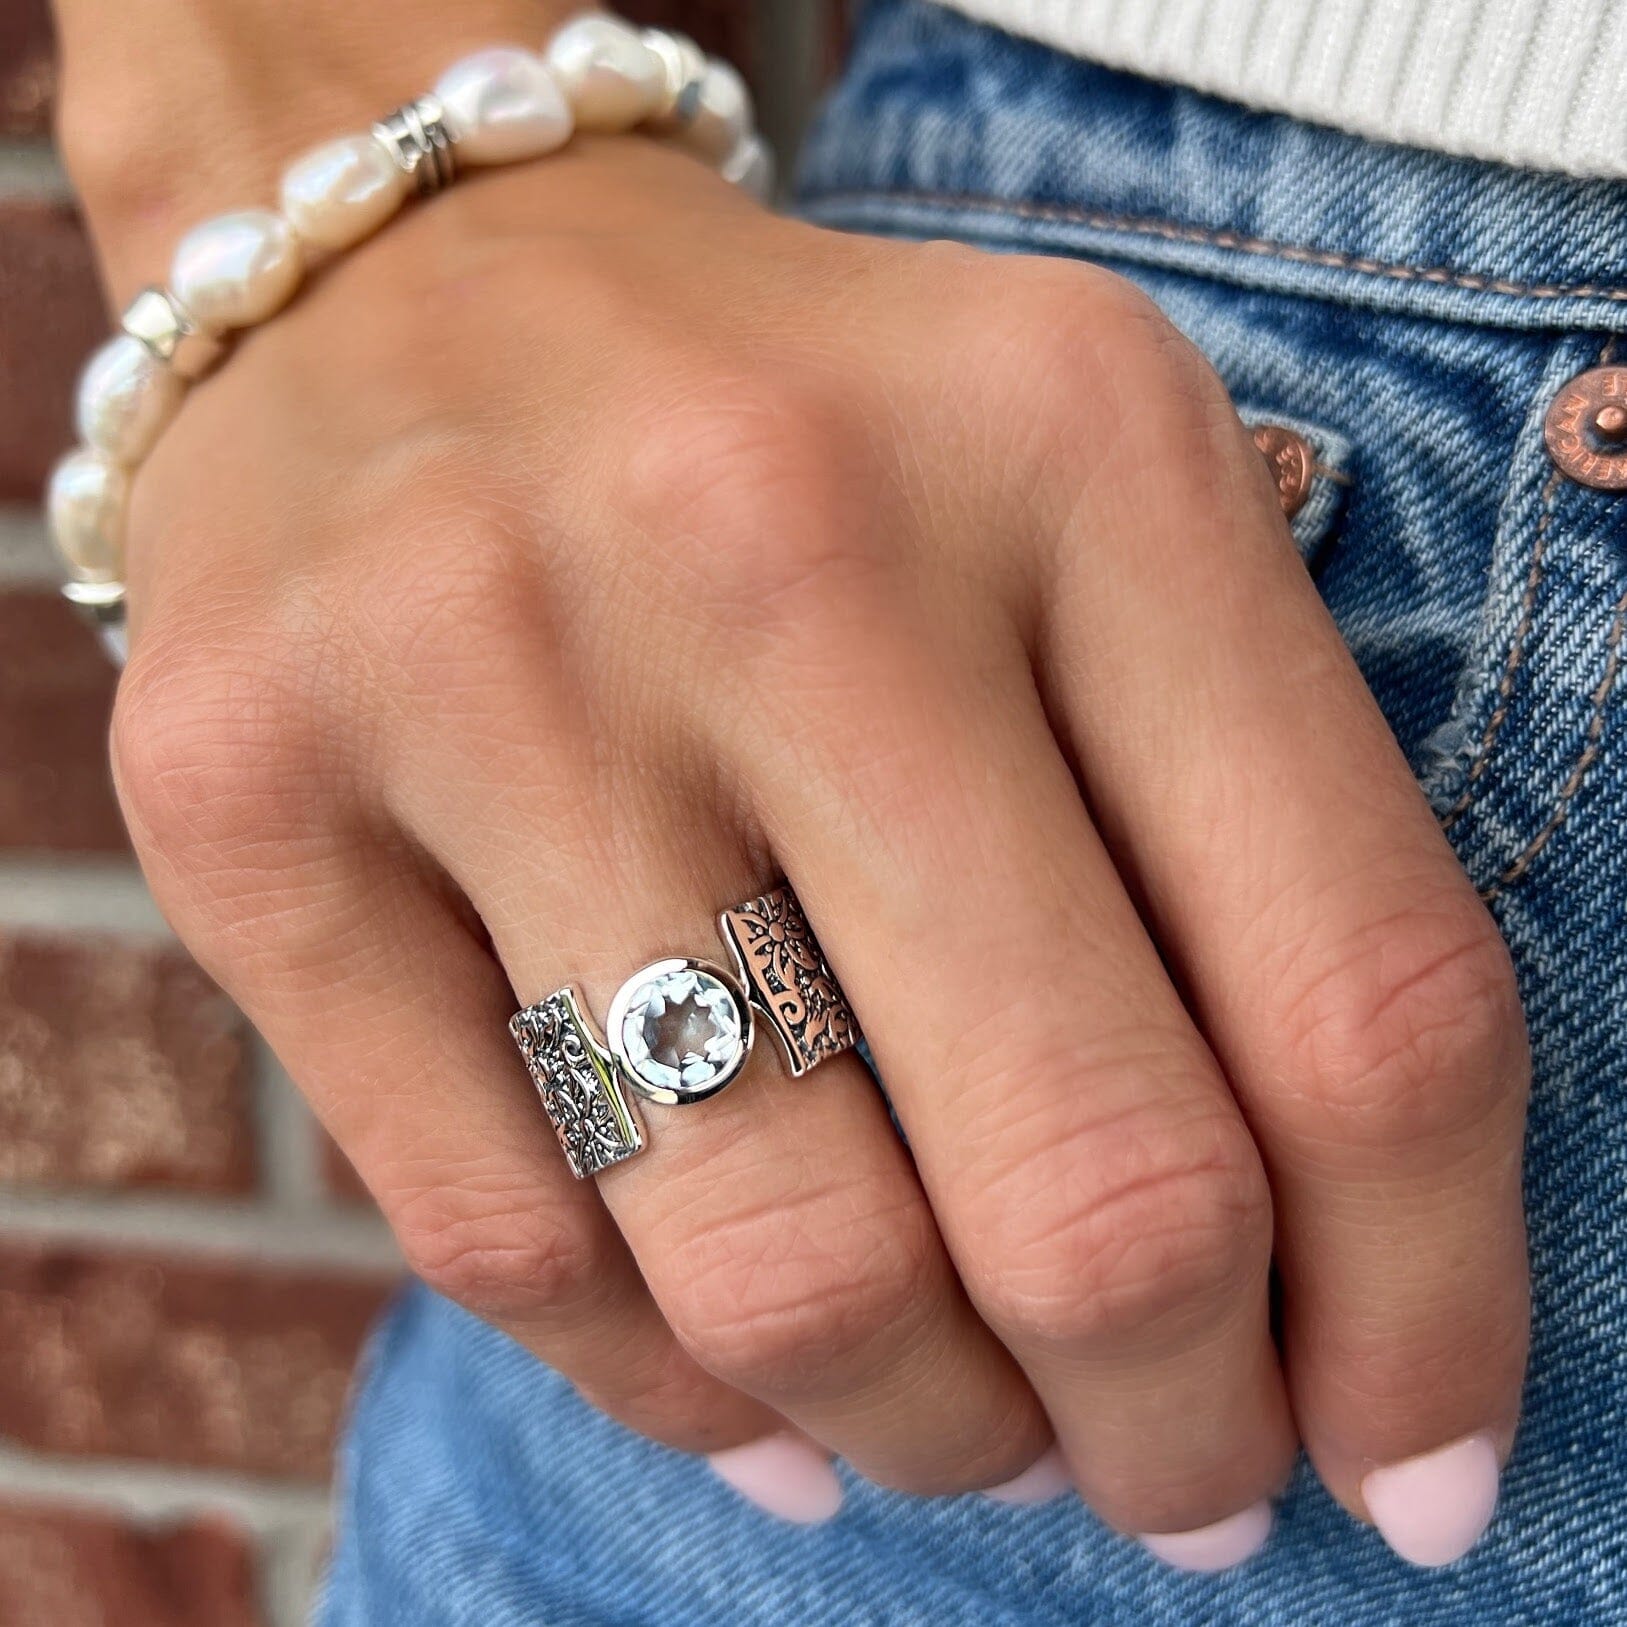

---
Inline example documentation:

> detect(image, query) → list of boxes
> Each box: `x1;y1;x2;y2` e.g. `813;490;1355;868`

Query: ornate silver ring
508;883;859;1178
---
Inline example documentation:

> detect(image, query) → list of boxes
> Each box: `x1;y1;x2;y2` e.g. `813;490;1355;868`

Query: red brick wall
0;2;795;1621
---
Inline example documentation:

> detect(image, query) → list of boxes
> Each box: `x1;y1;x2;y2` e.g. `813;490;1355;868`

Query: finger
384;656;1053;1496
722;586;1297;1544
110;668;776;1455
1033;350;1528;1563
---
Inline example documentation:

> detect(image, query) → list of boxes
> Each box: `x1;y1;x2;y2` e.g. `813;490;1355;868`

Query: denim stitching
1440;468;1561;832
807;191;1627;304
1483;584;1627;901
1445;337;1623;895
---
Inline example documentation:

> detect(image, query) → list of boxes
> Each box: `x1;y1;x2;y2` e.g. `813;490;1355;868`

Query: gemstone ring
508;883;860;1178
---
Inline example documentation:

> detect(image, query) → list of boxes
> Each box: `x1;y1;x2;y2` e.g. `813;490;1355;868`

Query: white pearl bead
682;60;752;164
546;16;663;131
75;335;184;464
434;47;574;166
47;449;129;582
721;134;774;202
280;134;409;252
170;209;303;333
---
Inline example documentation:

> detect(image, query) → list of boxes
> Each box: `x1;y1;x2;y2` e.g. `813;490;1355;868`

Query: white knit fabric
939;0;1627;177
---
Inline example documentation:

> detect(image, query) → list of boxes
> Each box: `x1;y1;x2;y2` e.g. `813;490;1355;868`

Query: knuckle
964;1062;1271;1352
1097;319;1246;489
1004;263;1231;429
392;1184;607;1322
660;1188;938;1393
611;376;881;627
112;638;323;863
985;263;1253;516
1269;901;1528;1145
349;468;546;687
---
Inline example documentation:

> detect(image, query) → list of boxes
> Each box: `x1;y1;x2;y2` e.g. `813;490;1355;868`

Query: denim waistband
797;0;1627;333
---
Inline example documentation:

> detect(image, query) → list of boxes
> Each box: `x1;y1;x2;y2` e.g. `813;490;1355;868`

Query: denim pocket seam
1437;335;1627;901
1440;467;1563;838
804;189;1627;305
1481;583;1627;902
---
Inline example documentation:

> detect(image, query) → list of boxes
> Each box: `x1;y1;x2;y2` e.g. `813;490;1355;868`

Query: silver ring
509;883;859;1178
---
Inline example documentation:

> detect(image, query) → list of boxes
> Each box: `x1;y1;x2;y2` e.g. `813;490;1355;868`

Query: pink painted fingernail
707;1434;843;1524
1362;1434;1499;1567
983;1445;1073;1506
1139;1500;1274;1571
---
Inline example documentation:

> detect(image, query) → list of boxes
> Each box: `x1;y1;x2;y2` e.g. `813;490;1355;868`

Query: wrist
53;0;568;296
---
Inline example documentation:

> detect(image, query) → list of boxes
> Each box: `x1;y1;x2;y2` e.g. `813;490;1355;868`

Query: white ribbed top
940;0;1627;177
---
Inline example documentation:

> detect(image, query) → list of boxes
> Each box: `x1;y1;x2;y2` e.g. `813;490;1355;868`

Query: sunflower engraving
724;886;858;1072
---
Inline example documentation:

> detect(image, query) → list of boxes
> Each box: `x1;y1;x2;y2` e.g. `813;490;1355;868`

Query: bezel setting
605;957;754;1106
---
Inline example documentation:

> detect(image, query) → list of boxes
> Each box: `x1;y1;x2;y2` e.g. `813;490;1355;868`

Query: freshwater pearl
75;335;184;464
682;60;752;164
170;209;303;333
434;47;574;166
721;134;774;202
47;449;129;582
546;15;663;131
280;133;410;252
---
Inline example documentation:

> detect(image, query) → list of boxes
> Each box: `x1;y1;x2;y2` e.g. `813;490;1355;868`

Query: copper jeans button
1545;365;1627;490
1251;422;1316;518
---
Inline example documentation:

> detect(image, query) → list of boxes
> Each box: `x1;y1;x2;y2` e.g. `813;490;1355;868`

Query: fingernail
1362;1433;1500;1567
707;1434;843;1524
1139;1500;1274;1571
983;1445;1073;1506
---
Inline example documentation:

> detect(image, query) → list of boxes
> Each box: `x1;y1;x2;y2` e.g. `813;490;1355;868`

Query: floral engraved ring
509;884;860;1178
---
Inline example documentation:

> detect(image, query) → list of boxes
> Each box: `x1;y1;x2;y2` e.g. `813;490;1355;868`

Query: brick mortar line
0;859;171;937
0;1440;332;1529
0;1441;333;1627
0;141;71;198
0;507;58;586
255;1041;334;1211
261;1522;335;1627
0;1190;401;1270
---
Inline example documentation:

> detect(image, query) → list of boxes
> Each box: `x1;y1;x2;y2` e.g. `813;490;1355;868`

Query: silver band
641;29;707;130
60;578;127;621
372;94;458;195
509;883;859;1178
121;287;224;381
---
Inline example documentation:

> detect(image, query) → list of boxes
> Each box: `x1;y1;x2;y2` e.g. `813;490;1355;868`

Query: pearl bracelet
47;14;772;660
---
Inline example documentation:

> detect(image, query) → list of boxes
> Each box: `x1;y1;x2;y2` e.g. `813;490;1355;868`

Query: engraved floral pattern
720;885;858;1074
509;992;645;1178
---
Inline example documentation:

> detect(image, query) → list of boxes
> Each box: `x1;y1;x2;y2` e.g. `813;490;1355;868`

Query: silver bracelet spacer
121;287;224;381
641;29;707;130
373;94;458;195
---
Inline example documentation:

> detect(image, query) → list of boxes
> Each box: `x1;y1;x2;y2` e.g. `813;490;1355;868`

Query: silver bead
372;94;458;195
61;576;126;611
722;133;775;202
61;576;127;634
121;286;223;381
640;29;707;130
62;580;129;665
680;60;753;164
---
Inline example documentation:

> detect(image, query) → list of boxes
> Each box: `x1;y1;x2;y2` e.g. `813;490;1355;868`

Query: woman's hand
79;123;1528;1558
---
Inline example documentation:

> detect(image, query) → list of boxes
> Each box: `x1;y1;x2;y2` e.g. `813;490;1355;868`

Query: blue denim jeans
318;3;1627;1620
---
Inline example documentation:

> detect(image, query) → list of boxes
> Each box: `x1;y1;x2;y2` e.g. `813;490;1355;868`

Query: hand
85;127;1528;1558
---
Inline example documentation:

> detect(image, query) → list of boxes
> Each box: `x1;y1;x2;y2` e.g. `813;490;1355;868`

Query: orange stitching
1440;468;1561;831
807;190;1627;304
1482;584;1627;901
